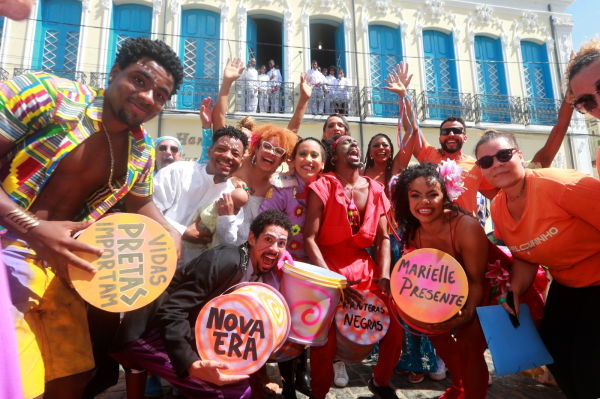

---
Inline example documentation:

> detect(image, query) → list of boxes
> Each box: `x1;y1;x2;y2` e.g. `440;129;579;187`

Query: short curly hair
114;37;184;96
213;125;249;152
565;37;600;103
248;124;298;160
250;210;293;244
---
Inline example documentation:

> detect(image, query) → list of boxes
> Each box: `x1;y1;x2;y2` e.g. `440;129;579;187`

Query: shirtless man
0;37;183;399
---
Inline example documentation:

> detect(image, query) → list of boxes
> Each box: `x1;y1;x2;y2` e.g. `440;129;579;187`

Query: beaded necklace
336;174;360;226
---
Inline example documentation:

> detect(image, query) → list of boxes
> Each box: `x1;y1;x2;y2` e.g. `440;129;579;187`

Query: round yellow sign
69;213;178;312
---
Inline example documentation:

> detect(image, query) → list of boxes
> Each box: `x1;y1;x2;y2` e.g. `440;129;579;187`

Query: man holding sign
110;210;292;398
0;37;183;399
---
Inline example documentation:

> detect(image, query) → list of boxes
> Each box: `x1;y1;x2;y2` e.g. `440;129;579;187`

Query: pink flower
437;159;466;201
250;133;260;149
485;259;511;294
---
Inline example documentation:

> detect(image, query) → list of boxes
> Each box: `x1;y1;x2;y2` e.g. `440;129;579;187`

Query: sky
567;0;600;49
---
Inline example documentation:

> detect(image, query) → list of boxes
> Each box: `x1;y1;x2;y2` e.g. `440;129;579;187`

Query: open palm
223;57;245;82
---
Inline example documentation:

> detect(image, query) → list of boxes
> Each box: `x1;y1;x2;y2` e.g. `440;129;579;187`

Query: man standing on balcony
324;65;337;114
0;37;184;399
307;60;326;114
242;57;258;112
257;65;270;113
267;59;282;113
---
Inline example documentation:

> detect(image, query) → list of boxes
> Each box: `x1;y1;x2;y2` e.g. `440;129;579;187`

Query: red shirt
492;168;600;288
308;173;390;290
417;146;496;215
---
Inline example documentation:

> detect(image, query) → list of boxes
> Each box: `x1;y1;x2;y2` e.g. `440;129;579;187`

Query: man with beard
406;116;498;214
152;126;248;264
154;136;183;171
0;37;183;399
111;209;292;399
304;135;403;399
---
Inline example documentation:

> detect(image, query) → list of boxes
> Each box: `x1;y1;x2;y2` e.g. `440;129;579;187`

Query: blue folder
477;304;553;377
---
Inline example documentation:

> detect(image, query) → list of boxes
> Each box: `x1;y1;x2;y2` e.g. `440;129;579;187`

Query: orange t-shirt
416;145;496;215
491;168;600;288
596;147;600;177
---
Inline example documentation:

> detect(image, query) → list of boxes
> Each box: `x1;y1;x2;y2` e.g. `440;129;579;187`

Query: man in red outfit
304;134;402;399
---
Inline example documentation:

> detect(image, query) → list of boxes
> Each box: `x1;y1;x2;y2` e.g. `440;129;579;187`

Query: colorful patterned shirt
0;72;154;222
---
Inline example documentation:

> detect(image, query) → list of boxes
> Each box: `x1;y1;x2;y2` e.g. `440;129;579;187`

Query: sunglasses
476;148;518;169
440;127;465;136
158;145;179;154
261;141;286;157
570;85;600;114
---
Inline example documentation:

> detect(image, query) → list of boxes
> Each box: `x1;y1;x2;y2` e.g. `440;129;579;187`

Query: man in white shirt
307;60;325;114
152;126;249;264
241;58;258;112
267;59;283;113
336;68;351;115
324;66;338;114
257;65;270;113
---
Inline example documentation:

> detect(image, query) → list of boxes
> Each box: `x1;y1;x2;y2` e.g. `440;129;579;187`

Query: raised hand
199;97;213;129
396;61;413;88
383;67;408;99
299;72;315;101
223;57;245;83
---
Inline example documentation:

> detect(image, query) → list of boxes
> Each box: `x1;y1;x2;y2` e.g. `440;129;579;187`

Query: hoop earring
331;158;337;166
252;155;257;166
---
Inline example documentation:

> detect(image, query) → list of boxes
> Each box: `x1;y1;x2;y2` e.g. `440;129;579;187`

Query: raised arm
213;58;245;131
530;96;574;168
198;97;213;165
287;73;315;134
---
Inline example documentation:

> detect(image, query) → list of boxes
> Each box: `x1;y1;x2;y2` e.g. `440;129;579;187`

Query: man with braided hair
0;37;183;399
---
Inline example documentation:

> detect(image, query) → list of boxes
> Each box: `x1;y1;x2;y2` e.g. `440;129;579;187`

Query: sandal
409;372;425;384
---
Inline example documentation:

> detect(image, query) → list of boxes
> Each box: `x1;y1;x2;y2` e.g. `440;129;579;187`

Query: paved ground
96;350;565;399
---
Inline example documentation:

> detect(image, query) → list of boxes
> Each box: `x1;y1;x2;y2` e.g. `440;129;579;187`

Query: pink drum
334;290;390;363
268;340;306;363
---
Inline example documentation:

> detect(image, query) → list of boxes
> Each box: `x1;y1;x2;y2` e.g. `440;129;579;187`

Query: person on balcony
335;69;351;115
324;65;337;114
307;60;326;114
257;65;270;114
267;60;282;113
241;58;258;113
0;37;184;399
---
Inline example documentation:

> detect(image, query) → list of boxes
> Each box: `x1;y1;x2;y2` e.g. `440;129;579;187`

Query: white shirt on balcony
243;66;259;90
267;68;282;85
336;77;351;98
306;68;325;87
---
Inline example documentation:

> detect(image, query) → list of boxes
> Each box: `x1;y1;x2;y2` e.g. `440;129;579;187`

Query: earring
252;155;257;166
331;157;337;166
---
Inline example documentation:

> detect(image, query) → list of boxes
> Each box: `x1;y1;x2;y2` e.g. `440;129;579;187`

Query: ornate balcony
361;88;417;119
175;77;220;111
234;80;295;115
0;68;9;81
523;97;561;126
474;94;526;125
305;85;359;117
418;91;474;122
90;72;109;89
14;68;87;84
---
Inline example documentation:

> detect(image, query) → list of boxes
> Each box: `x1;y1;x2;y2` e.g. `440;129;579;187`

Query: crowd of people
0;25;599;399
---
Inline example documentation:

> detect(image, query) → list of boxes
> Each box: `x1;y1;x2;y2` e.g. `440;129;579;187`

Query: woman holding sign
475;128;600;399
392;163;490;399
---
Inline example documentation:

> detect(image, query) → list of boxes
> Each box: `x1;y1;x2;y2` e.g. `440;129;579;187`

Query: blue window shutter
178;9;221;110
0;17;5;47
247;17;257;62
474;36;507;96
521;41;553;99
334;22;345;74
33;0;82;71
423;30;459;119
368;25;403;117
108;4;152;72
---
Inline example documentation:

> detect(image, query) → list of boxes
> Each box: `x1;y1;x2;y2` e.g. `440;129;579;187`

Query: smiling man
0;37;183;399
154;136;183;171
152;125;249;264
111;210;292;399
405;116;499;215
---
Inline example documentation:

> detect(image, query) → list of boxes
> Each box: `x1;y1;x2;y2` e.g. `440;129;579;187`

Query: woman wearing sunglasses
475;130;600;399
566;38;600;177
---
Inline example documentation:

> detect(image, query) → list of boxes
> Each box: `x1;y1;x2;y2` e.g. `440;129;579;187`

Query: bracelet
3;207;40;233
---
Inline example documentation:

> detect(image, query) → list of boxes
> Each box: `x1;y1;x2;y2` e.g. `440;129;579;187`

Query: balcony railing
176;77;219;111
235;80;295;114
419;91;474;121
306;85;359;117
90;72;109;89
361;88;417;119
0;68;9;81
474;94;526;124
524;97;561;126
14;68;87;84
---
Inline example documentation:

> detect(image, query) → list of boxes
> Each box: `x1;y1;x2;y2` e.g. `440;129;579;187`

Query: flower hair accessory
437;159;466;201
250;133;260;148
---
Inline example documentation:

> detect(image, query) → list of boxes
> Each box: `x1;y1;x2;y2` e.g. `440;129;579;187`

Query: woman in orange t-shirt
475;130;600;399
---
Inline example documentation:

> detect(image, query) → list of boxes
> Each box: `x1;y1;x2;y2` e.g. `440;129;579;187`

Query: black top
111;243;249;378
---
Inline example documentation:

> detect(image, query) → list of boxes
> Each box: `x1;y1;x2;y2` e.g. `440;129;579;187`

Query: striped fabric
0;72;154;223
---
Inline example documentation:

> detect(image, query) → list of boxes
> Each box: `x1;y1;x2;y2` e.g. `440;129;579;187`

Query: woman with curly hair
475;128;600;399
392;163;490;399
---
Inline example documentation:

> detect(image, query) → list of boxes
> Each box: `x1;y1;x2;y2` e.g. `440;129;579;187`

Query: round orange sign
390;249;468;324
69;213;178;313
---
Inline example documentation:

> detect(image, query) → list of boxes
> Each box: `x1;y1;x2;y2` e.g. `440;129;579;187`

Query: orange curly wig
248;124;298;160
